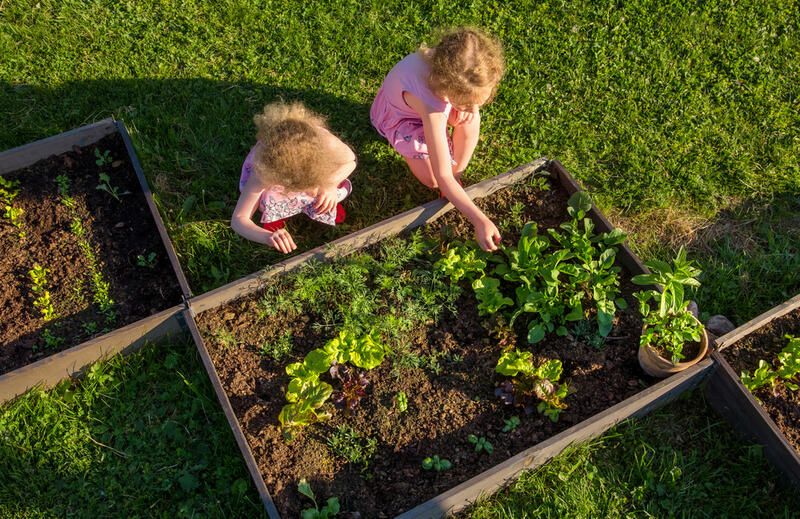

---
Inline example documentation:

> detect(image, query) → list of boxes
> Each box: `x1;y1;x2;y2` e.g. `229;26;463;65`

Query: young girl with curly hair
371;27;505;251
231;102;356;253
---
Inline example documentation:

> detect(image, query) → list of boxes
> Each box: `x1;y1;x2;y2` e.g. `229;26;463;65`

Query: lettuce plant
468;434;494;454
329;364;369;414
421;455;452;471
632;248;703;363
279;331;387;434
741;335;800;393
495;350;568;421
298;478;340;519
435;245;487;283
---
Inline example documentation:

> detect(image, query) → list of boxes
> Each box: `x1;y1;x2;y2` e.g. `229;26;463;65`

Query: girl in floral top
231;102;355;253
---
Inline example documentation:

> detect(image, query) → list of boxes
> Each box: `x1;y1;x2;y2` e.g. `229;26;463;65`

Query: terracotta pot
638;316;709;378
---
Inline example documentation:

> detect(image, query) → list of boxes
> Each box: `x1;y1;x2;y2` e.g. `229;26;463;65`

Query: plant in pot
632;248;709;377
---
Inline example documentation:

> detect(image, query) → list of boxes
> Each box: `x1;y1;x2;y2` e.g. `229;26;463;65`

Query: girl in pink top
371;27;505;251
231;102;355;253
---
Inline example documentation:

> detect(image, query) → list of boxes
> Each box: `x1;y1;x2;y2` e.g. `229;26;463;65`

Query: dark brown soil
197;176;652;517
0;134;182;374
722;307;800;453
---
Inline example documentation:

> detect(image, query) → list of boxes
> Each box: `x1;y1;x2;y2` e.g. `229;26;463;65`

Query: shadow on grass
1;78;436;294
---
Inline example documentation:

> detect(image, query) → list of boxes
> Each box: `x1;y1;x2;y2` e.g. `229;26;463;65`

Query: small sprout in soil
330;364;369;414
4;205;26;238
55;174;70;196
326;425;377;471
82;321;99;335
96;172;130;202
136;252;157;268
29;264;57;321
298;478;340;519
742;335;800;394
94;148;113;166
41;328;64;349
394;390;408;413
503;201;526;231
422;455;452;472
571;319;606;349
468;434;494;454
215;329;238;349
0;177;20;203
527;174;551;192
258;330;293;361
502;416;521;433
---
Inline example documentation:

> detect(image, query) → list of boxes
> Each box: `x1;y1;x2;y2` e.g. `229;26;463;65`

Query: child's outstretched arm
407;95;501;251
230;179;297;253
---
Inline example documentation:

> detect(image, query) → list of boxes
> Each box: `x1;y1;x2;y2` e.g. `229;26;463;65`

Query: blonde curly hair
252;102;344;191
422;27;505;107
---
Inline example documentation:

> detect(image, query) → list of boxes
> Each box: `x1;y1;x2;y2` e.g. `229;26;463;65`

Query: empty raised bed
0;119;189;402
186;160;712;518
705;293;800;488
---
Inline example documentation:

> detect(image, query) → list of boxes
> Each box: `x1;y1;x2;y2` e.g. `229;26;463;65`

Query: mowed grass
1;0;799;517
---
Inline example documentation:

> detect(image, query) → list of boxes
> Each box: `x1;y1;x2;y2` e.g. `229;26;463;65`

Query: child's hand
474;218;501;252
266;228;297;254
448;107;478;127
313;185;339;214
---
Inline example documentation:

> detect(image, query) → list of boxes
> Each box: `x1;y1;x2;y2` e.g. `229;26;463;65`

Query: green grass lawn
1;0;799;517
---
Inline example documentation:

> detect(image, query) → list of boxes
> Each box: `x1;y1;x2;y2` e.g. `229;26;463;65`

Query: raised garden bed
705;293;800;488
0;119;189;403
186;160;713;517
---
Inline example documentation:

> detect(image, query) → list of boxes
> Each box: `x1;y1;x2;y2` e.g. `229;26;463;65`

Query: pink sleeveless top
370;52;452;138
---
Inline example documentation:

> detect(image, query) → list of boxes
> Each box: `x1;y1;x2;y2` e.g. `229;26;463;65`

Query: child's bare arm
230;179;297;253
405;94;500;251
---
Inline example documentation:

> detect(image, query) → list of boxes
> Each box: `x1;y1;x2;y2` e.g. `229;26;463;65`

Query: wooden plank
396;359;714;518
187;158;549;315
0;305;185;404
0;119;117;174
115;120;192;300
183;310;281;519
704;352;800;488
714;293;800;351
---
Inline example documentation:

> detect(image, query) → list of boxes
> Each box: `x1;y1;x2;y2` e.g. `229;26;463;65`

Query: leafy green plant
55;174;70;196
632;248;704;363
468;434;494;454
29;264;57;321
96;172;129;201
298;478;339;519
94;148;112;166
741;335;800;393
0;177;19;203
495;350;569;421
82;321;99;335
279;331;387;434
41;328;64;349
472;276;513;315
394;390;408;413
258;330;293;361
435;244;487;283
3;205;26;238
502;415;521;433
136;252;157;268
326;425;377;471
422;455;452;472
329;364;369;414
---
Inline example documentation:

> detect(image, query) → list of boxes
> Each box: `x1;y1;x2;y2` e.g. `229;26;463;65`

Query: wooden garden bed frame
185;159;715;518
0;119;190;403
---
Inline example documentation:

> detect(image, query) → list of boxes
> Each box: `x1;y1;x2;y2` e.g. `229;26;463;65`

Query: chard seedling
394;390;408;413
502;415;521;432
495;350;569;421
329;364;369;414
96;172;130;201
468;434;494;454
136;252;157;268
422;455;452;472
94;148;113;166
632;248;703;363
298;478;340;519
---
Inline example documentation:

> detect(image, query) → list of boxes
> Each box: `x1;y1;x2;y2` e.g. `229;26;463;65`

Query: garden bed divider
703;293;800;489
0;119;191;404
185;158;717;518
